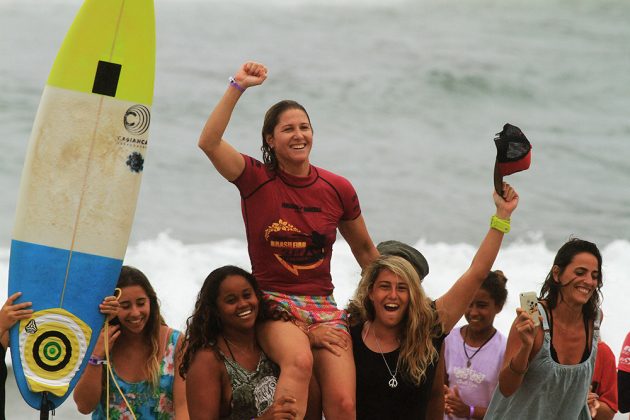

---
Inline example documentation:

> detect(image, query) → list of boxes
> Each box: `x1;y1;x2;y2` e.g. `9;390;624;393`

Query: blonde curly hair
347;255;442;385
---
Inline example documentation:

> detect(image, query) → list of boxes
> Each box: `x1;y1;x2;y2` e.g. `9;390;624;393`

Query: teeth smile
291;144;305;149
384;304;399;311
237;309;252;317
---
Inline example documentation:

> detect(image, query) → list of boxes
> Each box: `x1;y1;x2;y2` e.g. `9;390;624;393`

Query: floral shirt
92;329;180;420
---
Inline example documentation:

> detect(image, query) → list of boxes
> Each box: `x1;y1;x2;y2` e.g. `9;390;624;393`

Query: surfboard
8;0;155;410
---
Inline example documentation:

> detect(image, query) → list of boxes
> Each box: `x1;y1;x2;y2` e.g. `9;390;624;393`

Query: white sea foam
2;234;628;360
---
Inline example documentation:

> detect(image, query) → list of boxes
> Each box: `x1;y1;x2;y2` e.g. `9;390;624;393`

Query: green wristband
490;215;510;233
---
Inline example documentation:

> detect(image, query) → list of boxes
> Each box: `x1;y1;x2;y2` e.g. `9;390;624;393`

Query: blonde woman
347;185;518;420
73;266;188;419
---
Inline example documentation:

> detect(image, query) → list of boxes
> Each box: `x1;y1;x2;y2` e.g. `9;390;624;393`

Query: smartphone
108;316;120;326
519;291;540;327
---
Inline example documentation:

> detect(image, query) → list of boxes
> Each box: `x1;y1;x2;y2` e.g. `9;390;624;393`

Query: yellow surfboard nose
47;0;155;105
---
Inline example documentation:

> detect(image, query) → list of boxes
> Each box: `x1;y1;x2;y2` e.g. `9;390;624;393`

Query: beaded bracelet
228;76;245;93
88;356;107;366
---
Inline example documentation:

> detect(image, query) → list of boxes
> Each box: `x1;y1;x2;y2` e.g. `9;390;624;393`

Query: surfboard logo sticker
124;104;151;135
18;308;92;396
126;151;144;173
25;319;38;334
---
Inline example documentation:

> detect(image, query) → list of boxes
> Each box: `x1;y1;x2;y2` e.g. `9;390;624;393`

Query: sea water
1;0;629;417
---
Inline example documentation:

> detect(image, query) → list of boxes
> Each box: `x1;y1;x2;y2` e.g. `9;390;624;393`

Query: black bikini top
547;307;590;364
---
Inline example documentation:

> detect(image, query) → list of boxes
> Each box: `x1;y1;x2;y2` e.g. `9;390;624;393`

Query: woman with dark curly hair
180;265;297;420
486;238;604;419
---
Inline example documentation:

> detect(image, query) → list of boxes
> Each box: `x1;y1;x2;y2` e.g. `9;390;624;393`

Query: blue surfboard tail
9;240;122;409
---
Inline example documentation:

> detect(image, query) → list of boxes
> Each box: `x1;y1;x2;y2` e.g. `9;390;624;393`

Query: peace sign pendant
388;376;398;388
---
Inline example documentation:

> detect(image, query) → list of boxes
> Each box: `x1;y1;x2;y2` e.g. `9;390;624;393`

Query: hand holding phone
519;291;540;327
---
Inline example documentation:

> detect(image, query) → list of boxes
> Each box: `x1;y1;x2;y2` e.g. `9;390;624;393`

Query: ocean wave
1;233;628;360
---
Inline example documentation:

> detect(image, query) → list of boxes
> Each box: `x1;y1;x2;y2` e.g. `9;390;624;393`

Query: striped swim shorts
262;290;349;334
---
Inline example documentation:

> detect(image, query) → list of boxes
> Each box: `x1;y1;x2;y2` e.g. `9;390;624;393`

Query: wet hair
260;100;312;171
539;238;602;321
481;270;509;309
116;265;164;388
179;265;265;378
347;255;441;386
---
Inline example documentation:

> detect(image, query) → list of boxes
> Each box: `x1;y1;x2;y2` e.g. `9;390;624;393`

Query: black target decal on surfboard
19;309;91;397
124;104;151;135
32;331;72;372
92;60;122;97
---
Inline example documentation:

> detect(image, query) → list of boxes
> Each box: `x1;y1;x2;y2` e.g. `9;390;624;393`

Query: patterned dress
92;329;180;420
220;350;279;419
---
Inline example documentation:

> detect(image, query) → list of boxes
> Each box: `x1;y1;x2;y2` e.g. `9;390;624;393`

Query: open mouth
384;303;399;312
127;318;145;327
290;144;306;150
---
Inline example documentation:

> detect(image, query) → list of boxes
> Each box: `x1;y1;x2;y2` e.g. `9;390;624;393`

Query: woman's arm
73;324;121;414
496;308;540;397
338;215;379;269
186;349;224;420
0;291;33;348
426;345;445;420
591;342;619;420
174;336;190;420
435;184;518;332
444;385;489;419
592;400;615;420
73;296;120;414
198;62;267;181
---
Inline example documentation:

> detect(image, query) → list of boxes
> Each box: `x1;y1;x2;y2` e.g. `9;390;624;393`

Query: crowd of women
1;61;627;419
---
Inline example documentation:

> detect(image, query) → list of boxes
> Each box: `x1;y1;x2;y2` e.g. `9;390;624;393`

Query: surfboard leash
103;288;137;420
39;391;55;419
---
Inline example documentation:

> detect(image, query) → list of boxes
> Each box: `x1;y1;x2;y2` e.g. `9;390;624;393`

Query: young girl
73;266;187;419
443;271;509;419
486;238;603;419
198;61;378;418
180;265;297;420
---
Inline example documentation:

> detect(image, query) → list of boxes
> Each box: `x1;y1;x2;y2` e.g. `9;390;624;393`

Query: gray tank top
485;303;600;420
221;351;279;420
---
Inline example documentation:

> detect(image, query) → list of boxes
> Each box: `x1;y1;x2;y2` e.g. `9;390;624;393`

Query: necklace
463;326;497;368
223;336;239;361
370;323;399;389
223;336;258;361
